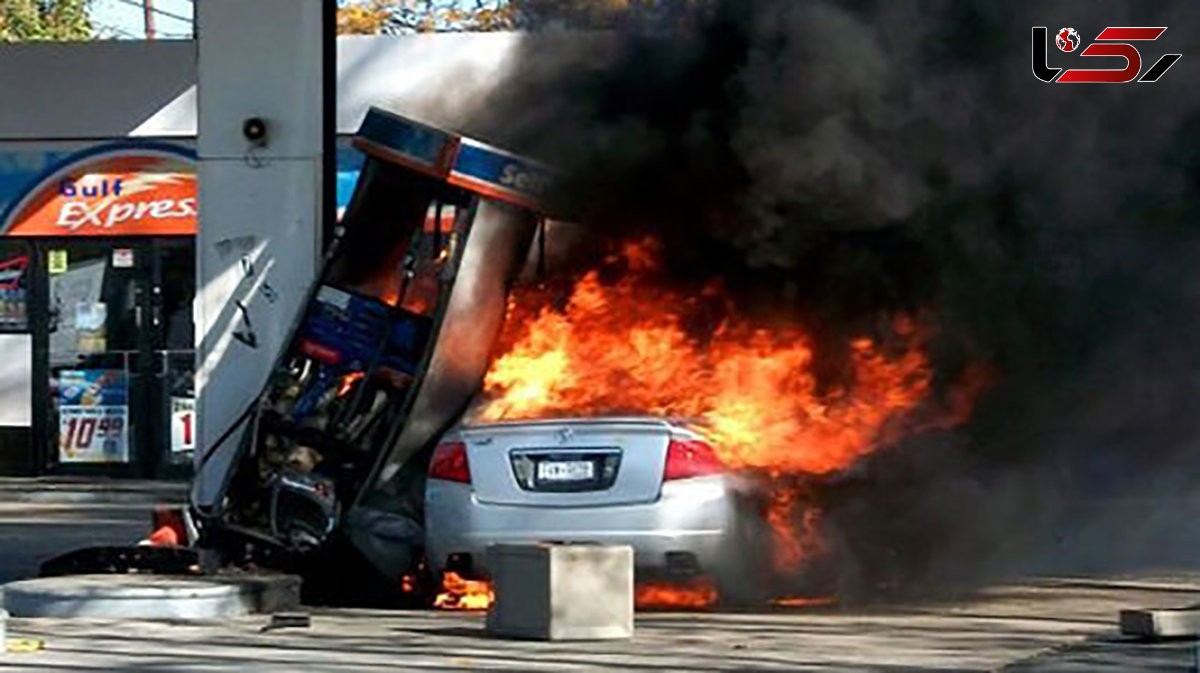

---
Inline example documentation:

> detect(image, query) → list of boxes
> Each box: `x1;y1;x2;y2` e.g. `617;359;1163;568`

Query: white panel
193;158;320;506
129;85;197;138
0;334;32;427
196;0;323;159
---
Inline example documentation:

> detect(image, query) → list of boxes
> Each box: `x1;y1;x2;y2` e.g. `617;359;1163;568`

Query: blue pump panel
352;107;558;212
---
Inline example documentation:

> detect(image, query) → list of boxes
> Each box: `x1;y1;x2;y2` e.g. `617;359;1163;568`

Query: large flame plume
478;239;968;470
465;238;983;606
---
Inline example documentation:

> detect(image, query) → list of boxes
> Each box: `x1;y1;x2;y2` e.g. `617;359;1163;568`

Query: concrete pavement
0;502;152;584
0;478;186;505
0;486;1196;670
1;573;1199;670
0;479;182;582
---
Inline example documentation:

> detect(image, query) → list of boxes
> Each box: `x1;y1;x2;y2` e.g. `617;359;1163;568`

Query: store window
0;242;30;332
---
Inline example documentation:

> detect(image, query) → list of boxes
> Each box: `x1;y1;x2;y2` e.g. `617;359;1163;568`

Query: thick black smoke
472;0;1200;600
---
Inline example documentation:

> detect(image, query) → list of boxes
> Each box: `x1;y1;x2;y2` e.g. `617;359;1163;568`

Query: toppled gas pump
190;108;557;602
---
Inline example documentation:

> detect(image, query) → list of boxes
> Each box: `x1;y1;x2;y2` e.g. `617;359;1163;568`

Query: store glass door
43;241;150;475
152;238;196;477
39;238;195;478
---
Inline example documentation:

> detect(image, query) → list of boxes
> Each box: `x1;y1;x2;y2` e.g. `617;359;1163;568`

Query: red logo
1033;26;1182;84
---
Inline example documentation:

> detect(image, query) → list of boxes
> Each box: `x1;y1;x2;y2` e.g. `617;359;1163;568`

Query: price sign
170;396;195;453
57;369;129;463
59;405;128;463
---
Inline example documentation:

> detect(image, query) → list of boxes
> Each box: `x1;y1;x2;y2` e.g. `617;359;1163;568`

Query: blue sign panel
350;106;560;212
354;109;455;176
449;139;556;209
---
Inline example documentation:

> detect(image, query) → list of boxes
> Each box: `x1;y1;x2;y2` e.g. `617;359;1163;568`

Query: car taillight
663;438;724;481
429;441;471;483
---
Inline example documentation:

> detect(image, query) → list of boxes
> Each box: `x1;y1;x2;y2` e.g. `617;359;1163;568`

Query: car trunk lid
462;418;672;507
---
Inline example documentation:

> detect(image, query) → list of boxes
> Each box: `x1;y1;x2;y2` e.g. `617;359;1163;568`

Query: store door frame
27;235;195;479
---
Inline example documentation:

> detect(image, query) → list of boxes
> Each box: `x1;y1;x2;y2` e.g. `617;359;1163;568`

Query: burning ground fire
433;574;720;612
433;572;494;611
433;574;837;612
635;578;718;610
434;238;984;611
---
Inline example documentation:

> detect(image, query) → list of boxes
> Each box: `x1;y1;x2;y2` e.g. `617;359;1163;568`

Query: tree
337;0;394;34
336;0;703;35
337;0;516;35
0;0;91;42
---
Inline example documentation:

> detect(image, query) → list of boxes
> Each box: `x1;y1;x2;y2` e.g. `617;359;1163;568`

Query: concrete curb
1120;607;1200;638
0;490;186;505
0;480;187;505
2;574;300;620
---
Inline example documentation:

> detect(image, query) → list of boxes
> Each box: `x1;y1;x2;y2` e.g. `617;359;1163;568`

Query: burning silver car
425;416;767;596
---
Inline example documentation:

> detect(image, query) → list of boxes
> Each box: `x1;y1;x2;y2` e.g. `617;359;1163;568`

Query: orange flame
772;595;836;608
476;238;984;591
336;371;366;397
478;238;953;475
433;572;494;611
635;578;718;610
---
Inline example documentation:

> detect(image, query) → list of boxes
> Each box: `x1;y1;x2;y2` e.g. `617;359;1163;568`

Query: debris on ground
262;612;312;632
6;638;45;653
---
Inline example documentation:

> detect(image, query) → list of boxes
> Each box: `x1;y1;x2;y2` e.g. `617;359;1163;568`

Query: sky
90;0;194;40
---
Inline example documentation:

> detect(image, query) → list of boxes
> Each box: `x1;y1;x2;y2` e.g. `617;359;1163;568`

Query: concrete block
1119;607;1200;638
486;544;633;640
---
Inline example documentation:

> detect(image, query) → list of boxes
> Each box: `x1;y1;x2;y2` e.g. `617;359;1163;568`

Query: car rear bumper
425;475;738;575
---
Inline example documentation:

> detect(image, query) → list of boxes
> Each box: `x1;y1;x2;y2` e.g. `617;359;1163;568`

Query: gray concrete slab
0;572;1196;671
3;573;301;620
1005;636;1198;672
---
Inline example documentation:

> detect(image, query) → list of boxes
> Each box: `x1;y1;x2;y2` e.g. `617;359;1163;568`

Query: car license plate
537;460;594;482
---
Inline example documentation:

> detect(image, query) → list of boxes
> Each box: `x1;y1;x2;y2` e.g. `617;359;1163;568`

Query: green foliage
338;0;514;34
337;0;711;35
0;0;92;42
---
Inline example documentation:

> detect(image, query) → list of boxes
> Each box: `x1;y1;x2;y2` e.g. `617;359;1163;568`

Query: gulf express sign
0;143;196;237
